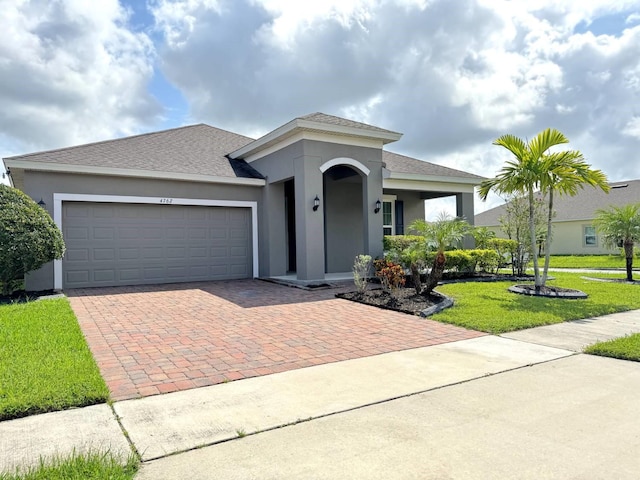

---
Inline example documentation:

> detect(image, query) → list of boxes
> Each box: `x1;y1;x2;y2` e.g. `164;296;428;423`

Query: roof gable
229;112;402;161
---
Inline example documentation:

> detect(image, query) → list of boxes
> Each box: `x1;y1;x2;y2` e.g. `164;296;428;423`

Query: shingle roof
383;150;485;180
5;116;484;184
5;124;263;179
298;112;402;136
475;180;640;226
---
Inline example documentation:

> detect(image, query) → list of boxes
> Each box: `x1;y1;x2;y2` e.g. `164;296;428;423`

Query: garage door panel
62;203;252;288
65;248;89;262
166;228;185;239
93;249;115;261
166;247;186;259
118;248;139;260
119;268;141;281
94;270;115;282
66;227;89;240
65;270;90;284
142;247;163;259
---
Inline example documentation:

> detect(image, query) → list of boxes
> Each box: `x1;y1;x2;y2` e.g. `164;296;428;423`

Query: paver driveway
68;279;485;400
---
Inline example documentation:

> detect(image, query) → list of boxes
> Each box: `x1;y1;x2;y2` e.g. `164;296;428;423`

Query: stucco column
456;192;476;249
262;181;287;277
294;156;325;281
363;169;384;260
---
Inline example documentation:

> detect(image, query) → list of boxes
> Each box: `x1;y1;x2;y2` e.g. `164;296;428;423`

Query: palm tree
593;203;640;281
479;128;609;291
538;149;609;285
410;212;469;295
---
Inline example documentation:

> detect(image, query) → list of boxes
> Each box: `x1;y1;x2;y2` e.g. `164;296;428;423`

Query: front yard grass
433;272;640;334
0;299;108;421
548;254;634;269
584;334;640;362
0;451;138;480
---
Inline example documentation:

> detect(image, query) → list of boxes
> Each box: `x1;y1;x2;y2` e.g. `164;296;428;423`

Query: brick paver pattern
68;279;486;401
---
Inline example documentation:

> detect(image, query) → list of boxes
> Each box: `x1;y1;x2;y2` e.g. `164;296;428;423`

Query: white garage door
62;202;252;288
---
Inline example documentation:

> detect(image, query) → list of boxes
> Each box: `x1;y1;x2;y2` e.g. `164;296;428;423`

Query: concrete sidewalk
502;309;640;351
137;354;640;480
1;308;639;477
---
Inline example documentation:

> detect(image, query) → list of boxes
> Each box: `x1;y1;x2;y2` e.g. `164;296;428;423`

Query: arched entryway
322;163;366;274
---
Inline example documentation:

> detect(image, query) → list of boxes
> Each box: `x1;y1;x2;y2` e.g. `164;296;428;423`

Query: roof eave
385;171;485;185
4;160;266;187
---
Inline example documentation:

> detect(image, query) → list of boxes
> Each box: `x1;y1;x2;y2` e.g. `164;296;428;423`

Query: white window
584;226;597;247
382;195;396;236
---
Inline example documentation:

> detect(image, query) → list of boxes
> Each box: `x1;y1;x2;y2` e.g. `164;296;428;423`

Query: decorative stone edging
581;276;640;285
508;284;588;299
419;291;454;317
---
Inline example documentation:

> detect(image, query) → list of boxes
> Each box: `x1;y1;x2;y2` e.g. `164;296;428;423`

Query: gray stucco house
4;113;483;290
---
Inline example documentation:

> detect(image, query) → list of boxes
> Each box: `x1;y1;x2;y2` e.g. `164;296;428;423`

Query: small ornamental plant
374;259;406;296
353;254;372;293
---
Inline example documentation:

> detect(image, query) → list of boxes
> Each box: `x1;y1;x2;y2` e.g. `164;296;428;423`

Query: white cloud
626;12;640;25
0;0;161;153
622;116;640;138
2;0;640;212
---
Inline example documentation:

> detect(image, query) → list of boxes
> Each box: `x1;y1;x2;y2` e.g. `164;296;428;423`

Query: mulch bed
336;288;445;316
0;289;61;305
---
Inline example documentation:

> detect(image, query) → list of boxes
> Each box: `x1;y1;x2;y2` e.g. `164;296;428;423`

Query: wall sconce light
374;199;381;214
1;167;10;179
313;195;320;211
37;198;46;208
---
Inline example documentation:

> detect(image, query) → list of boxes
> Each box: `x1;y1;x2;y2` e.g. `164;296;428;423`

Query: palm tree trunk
624;240;634;282
424;251;445;295
542;188;554;286
410;262;421;295
528;188;541;289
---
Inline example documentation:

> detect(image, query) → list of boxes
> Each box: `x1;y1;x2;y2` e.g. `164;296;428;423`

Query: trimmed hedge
383;235;424;251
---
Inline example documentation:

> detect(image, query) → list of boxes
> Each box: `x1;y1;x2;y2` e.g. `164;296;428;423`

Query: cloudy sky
2;0;639;215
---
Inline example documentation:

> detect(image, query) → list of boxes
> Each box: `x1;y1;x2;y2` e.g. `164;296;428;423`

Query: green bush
442;250;475;273
383;235;424;252
469;249;501;273
0;185;65;295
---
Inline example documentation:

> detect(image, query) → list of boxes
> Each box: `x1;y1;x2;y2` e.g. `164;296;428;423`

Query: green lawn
0;299;109;421
0;451;138;480
584;333;640;362
547;254;635;269
433;272;640;334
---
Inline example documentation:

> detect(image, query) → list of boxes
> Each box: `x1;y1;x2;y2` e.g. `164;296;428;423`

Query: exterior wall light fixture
374;199;381;214
37;198;47;208
313;195;320;211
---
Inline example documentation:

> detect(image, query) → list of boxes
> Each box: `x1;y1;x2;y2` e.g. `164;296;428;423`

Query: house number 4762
160;198;173;204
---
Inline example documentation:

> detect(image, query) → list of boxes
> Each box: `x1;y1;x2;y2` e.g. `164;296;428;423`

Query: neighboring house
475;180;640;255
4;113;483;290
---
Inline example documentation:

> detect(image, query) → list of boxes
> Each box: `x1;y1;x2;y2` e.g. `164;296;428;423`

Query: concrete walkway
1;309;639;477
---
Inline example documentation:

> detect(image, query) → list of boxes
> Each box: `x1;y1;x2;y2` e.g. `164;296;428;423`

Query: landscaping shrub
382;235;424;252
469;249;501;273
486;238;520;273
442;250;475;273
0;185;65;295
374;259;406;294
353;254;372;293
